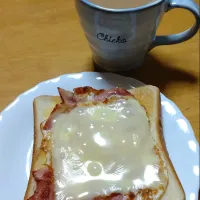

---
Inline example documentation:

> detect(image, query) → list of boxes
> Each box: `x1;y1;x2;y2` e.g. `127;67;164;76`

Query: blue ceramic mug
75;0;199;71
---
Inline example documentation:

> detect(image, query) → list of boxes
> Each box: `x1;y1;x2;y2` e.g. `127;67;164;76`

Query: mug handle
151;0;200;49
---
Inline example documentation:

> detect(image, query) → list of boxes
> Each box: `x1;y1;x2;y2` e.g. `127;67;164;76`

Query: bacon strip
94;193;124;200
44;88;77;130
58;87;77;106
94;192;135;200
73;86;130;100
43;88;79;130
94;88;131;101
28;166;54;200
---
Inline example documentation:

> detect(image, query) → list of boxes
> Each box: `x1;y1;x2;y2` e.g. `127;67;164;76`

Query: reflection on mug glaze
97;33;127;43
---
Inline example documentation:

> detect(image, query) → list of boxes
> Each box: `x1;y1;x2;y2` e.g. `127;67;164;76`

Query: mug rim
80;0;164;12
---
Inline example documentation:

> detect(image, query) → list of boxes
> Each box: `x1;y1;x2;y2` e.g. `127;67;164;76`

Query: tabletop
0;0;199;142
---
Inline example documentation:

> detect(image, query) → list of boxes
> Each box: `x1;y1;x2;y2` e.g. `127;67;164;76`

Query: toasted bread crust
24;86;185;200
24;96;61;200
130;86;185;199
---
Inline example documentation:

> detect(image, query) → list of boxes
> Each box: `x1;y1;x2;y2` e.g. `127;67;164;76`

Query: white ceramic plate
0;72;199;200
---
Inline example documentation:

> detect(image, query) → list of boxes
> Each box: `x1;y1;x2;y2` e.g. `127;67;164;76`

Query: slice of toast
24;86;185;200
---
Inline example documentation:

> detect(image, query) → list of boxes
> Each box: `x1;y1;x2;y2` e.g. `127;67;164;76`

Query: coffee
86;0;154;9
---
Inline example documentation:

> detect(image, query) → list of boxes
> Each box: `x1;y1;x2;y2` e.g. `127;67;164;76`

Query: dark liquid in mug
86;0;155;8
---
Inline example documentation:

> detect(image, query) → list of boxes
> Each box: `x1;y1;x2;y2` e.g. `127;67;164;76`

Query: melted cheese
49;98;167;199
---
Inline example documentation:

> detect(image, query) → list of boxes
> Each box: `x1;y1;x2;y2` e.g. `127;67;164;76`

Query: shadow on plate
93;54;197;92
